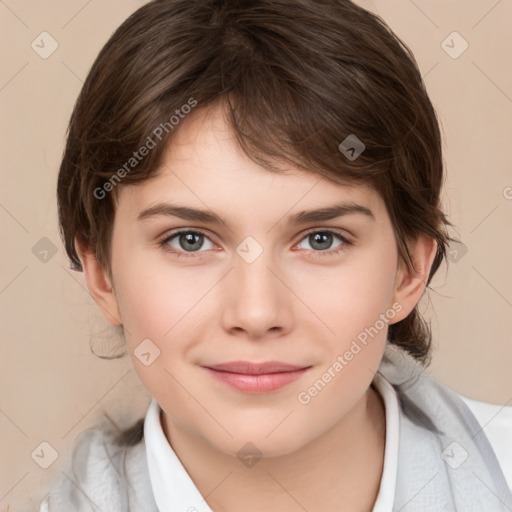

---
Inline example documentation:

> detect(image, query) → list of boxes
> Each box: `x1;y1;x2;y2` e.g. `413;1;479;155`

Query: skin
77;103;437;511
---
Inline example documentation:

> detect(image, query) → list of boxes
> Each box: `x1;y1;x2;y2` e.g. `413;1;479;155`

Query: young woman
41;0;512;510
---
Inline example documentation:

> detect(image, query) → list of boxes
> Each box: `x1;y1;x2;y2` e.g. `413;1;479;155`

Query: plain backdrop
1;1;511;510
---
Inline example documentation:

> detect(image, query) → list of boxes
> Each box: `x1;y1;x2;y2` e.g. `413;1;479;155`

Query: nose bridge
221;236;291;337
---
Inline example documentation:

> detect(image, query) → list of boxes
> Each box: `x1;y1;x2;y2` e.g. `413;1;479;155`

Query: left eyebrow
136;201;375;226
285;201;375;225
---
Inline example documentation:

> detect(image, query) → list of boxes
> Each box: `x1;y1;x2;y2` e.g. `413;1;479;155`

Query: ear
74;237;122;326
390;234;438;324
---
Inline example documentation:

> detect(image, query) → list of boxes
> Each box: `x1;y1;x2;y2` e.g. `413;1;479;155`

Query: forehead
116;104;387;224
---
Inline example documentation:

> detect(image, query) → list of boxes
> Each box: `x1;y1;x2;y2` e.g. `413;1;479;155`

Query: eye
158;228;352;260
296;230;352;258
159;229;215;257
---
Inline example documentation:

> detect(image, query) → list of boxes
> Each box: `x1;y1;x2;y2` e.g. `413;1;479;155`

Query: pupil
181;232;202;251
311;232;332;250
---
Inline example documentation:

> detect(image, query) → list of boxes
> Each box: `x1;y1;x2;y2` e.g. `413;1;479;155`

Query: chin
209;424;312;461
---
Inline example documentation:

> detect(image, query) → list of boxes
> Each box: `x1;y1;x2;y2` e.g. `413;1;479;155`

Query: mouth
201;361;312;393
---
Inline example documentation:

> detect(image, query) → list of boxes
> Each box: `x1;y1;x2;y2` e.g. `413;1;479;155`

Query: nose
220;247;294;340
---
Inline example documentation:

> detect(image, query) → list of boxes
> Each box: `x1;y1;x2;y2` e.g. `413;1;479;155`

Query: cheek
113;264;205;410
300;247;397;343
112;247;211;340
294;255;395;419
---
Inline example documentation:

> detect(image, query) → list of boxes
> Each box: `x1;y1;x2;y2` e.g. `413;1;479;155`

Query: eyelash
157;228;353;260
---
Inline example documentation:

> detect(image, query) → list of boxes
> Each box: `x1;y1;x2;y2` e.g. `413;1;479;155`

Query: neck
162;384;386;512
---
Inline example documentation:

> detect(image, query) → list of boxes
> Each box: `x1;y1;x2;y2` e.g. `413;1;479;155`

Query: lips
202;361;311;393
205;361;308;375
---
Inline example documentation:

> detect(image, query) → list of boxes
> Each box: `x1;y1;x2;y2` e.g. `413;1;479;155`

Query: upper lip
203;361;310;375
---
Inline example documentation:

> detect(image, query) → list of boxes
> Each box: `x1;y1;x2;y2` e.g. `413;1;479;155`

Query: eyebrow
137;201;375;225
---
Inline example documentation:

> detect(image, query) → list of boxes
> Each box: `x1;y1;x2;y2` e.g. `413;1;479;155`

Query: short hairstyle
57;0;455;376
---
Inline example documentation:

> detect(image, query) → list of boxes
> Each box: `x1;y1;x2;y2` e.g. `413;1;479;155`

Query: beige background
1;1;511;510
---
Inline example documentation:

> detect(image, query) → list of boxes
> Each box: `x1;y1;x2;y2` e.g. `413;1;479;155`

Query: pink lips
202;361;311;393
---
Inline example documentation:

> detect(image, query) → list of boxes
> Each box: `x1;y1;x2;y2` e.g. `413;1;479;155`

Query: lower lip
204;367;309;393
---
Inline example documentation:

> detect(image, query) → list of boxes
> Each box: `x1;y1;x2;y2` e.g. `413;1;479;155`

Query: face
108;104;405;457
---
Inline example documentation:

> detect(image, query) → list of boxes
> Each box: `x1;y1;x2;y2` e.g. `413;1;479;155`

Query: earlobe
390;235;438;324
74;237;123;326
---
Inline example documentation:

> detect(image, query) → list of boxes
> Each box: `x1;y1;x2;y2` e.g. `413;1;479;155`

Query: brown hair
57;0;456;445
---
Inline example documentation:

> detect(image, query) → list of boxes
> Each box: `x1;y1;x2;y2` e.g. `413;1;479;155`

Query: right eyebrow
137;203;227;225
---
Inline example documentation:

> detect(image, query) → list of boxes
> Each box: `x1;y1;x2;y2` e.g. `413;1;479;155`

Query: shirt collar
371;370;400;511
144;399;214;512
